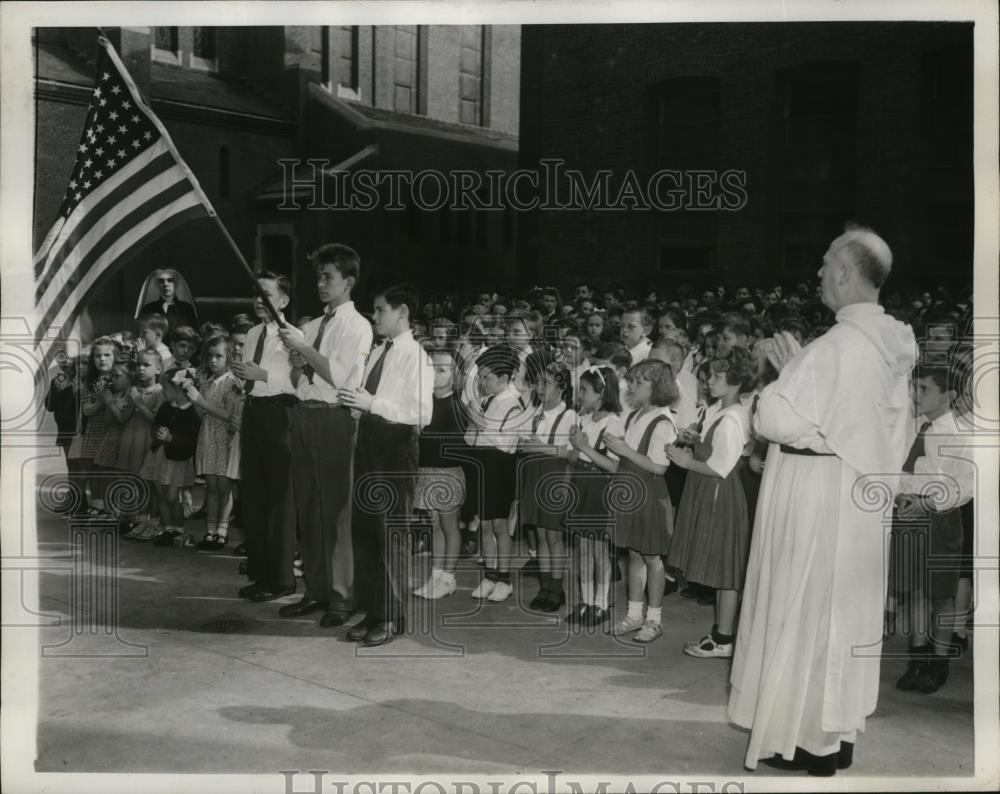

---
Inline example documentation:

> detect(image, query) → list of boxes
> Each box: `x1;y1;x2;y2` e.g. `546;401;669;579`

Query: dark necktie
245;326;267;394
364;339;393;394
302;309;335;385
902;420;932;474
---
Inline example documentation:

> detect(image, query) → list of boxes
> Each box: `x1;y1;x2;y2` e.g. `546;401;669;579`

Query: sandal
633;620;663;644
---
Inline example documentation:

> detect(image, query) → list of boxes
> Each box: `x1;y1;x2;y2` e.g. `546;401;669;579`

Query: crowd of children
45;268;977;672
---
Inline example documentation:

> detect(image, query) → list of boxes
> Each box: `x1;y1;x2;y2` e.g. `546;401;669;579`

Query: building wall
519;22;974;296
34;24;521;334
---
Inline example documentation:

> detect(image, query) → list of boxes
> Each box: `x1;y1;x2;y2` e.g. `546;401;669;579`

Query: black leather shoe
837;741;854;770
238;581;266;599
529;588;551;611
760;747;837;776
539;589;566;613
913;657;949;693
680;586;699;600
361;618;405;647
249;583;296;602
233;543;247;556
278;598;327;618
896;647;930;691
565;603;589;625
664;577;679;597
319;609;352;628
346;615;380;642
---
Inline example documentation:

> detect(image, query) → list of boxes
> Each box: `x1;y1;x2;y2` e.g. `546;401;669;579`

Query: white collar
835;302;883;322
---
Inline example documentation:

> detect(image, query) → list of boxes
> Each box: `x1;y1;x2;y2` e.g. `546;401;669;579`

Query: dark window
923;44;973;276
153;27;178;55
651;76;721;270
219;146;230;199
393;26;420;113
459;26;484;125
310;26;331;85
332;26;359;92
192;27;215;60
777;61;859;271
261;234;294;279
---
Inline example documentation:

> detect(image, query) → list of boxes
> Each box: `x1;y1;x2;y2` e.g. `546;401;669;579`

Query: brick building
33;25;520;332
517;22;974;296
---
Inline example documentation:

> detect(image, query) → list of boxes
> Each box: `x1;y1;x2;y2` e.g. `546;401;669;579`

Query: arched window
776;61;859;272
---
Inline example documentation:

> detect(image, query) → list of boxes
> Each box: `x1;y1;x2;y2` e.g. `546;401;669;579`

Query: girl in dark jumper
139;368;201;547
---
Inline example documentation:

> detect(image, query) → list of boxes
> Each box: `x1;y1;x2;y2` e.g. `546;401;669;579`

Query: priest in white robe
728;224;917;776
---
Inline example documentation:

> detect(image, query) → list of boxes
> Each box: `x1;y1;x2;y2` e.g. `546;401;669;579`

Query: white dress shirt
628;337;652;364
901;410;975;511
295;301;373;403
673;368;699;430
533;403;578;451
701;403;750;478
362;329;434;427
465;384;528;453
576;412;625;465
243;316;295;397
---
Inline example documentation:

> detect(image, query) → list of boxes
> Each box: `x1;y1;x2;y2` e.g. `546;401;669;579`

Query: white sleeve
647;416;678;466
705;413;745;478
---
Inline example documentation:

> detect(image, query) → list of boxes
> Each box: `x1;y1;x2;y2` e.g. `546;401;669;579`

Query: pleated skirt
667;463;749;589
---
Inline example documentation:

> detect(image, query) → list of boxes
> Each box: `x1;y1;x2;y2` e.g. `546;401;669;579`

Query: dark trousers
241;396;297;588
351;414;418;622
290;404;356;603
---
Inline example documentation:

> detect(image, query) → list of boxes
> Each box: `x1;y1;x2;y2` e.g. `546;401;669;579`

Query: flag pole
97;35;286;328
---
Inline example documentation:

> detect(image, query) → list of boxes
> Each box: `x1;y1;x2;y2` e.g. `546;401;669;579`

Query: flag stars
78;143;88;153
131;140;142;149
117;149;126;158
96;124;105;133
107;159;116;169
102;72;110;81
99;98;108;107
83;158;93;168
109;111;119;120
108;135;117;145
143;130;152;140
93;87;102;98
94;170;104;179
131;115;140;124
83;180;92;189
68;179;77;189
75;192;82;201
118;125;127;134
110;85;121;95
122;100;132;110
95;146;104;156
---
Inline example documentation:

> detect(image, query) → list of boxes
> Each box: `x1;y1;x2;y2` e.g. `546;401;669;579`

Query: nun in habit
135;268;198;331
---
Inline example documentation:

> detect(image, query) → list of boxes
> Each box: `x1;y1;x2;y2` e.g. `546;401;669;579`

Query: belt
246;393;299;407
297;400;350;410
574;459;604;472
779;444;835;457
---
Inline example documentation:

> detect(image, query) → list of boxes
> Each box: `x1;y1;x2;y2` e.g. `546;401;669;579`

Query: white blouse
576;411;625;464
622;406;677;466
702;403;751;478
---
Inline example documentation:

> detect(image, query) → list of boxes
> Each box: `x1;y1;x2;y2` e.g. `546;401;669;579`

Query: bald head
818;223;892;311
837;223;893;288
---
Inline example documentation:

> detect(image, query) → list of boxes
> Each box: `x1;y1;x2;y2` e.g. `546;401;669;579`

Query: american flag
33;35;214;366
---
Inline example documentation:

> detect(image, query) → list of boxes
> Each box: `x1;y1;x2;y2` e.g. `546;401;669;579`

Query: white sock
664;572;677;582
581;581;595;605
626;600;645;621
646;606;663;625
594;589;609;610
216;520;229;539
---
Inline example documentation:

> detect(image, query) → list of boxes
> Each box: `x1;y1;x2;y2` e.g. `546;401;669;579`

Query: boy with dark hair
278;245;373;627
340;283;434;647
231;271;298;602
890;365;974;694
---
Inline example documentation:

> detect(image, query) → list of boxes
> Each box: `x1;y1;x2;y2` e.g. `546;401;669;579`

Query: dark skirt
518;454;570;529
667;462;749;589
463;446;515;520
889;506;964;599
614;460;673;556
563;461;615;539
